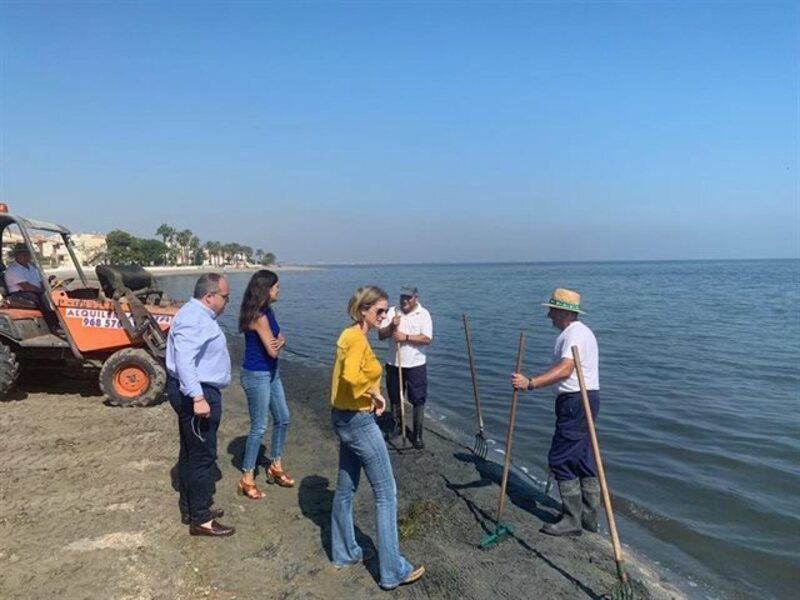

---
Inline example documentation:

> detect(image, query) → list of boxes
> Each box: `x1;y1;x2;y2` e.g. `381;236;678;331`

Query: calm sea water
160;260;800;599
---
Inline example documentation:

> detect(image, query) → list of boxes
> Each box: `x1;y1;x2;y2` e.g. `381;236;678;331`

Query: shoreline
44;264;318;279
0;348;685;599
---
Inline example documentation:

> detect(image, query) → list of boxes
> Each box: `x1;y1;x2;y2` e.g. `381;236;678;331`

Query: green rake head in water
478;522;513;549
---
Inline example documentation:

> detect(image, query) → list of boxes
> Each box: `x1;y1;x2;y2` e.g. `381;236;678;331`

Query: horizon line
292;257;799;267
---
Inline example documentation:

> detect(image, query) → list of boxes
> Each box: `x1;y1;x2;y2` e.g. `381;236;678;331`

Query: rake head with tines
472;429;488;459
611;566;635;600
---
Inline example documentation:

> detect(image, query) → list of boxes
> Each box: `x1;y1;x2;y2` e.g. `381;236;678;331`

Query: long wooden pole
396;341;407;447
571;345;627;581
462;314;484;435
496;331;526;522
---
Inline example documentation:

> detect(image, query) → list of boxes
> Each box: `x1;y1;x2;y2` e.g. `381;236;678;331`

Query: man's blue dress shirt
166;298;231;398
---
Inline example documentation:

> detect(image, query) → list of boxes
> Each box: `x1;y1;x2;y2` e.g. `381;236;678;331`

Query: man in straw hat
511;288;601;537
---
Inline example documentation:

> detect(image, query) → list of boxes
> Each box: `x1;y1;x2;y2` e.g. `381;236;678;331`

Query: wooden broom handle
571;345;625;567
497;331;526;521
396;341;406;447
463;314;485;432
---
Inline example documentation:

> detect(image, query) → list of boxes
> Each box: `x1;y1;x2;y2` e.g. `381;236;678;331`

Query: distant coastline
45;263;319;280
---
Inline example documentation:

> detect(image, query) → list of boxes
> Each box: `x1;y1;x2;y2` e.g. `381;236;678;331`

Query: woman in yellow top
329;285;425;590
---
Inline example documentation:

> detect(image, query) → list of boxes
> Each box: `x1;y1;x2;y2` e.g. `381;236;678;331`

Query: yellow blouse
331;325;382;411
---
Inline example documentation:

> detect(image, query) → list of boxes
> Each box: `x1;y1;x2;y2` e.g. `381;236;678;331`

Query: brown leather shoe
181;508;224;525
189;520;235;537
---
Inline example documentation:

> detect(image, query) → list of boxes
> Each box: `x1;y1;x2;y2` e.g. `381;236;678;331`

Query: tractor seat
95;264;159;298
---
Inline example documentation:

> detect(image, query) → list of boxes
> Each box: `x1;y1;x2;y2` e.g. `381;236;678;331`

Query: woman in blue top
237;269;294;500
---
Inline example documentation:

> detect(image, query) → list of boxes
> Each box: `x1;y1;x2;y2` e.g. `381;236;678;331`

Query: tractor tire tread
0;343;20;397
99;348;166;408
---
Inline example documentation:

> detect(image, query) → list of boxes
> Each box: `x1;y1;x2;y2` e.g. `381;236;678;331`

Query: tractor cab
0;205;180;406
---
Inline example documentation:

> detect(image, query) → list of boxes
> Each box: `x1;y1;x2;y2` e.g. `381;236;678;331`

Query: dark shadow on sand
450;451;560;521
2;369;104;402
298;475;381;585
104;392;167;408
226;435;270;475
441;471;603;600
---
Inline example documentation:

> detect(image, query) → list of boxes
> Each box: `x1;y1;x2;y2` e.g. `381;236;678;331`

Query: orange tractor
0;207;181;406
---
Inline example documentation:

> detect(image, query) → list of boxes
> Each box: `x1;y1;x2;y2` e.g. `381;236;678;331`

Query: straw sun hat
542;288;585;314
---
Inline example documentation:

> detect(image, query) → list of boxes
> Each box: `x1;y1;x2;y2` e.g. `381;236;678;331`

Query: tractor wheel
0;342;20;398
99;348;166;407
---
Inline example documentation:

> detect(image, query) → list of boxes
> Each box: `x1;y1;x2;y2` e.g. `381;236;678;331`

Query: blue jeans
330;409;413;589
240;368;291;472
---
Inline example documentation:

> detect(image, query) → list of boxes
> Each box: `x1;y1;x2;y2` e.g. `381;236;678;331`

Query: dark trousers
167;377;222;525
385;363;427;412
548;391;600;481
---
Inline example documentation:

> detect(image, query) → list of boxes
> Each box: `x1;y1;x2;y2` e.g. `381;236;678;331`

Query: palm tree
156;224;175;264
222;242;240;266
263;252;276;266
211;241;222;266
255;249;264;264
175;230;193;265
189;235;201;265
204;240;216;266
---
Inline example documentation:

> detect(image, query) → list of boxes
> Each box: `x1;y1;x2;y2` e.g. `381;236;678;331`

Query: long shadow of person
449;451;560;522
441;467;602;600
298;475;381;585
226;435;268;474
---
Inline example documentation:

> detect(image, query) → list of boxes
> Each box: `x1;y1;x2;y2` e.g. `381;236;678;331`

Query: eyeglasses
212;292;231;301
375;308;388;317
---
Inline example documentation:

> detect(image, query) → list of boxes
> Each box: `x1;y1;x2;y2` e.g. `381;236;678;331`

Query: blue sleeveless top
242;307;281;372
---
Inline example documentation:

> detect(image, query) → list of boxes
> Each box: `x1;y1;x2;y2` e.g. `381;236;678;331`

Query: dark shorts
548;391;600;481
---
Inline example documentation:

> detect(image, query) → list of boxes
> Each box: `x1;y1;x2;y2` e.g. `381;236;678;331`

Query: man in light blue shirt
166;273;235;537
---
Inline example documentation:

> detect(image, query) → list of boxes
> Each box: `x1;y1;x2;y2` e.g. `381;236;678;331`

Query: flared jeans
330;409;413;589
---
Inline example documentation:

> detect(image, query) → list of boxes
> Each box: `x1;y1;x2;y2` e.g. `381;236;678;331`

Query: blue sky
1;1;796;263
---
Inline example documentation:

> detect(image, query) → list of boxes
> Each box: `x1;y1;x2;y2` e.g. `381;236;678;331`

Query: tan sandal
400;566;426;587
237;477;266;500
266;464;295;487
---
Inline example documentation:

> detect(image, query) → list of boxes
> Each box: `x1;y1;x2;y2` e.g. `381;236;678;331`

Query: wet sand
0;358;684;599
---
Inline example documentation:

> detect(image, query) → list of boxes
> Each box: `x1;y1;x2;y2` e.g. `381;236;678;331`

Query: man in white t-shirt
3;243;63;333
5;243;44;295
511;288;601;537
379;285;433;449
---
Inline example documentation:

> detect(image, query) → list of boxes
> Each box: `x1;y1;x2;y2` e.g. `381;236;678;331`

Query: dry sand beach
0;355;684;599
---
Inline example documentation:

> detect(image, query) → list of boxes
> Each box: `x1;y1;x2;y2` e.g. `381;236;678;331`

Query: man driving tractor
4;242;62;332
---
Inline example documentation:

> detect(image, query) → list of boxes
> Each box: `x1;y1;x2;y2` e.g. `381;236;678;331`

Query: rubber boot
412;405;425;449
541;478;582;537
580;477;601;533
385;395;401;439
